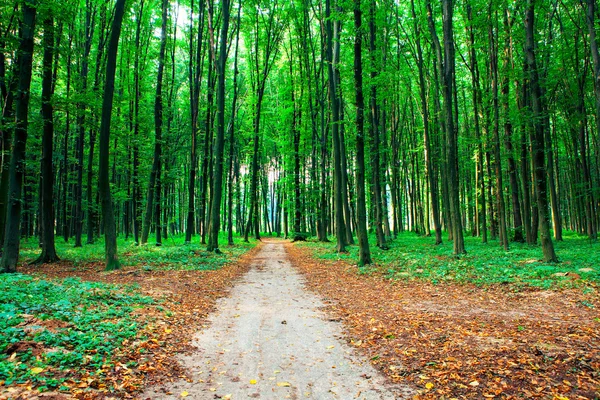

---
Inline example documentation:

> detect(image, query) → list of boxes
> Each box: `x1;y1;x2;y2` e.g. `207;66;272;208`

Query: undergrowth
0;274;154;392
19;233;256;271
298;231;600;289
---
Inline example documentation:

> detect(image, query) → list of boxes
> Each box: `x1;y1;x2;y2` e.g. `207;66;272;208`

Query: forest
1;0;600;398
1;0;600;270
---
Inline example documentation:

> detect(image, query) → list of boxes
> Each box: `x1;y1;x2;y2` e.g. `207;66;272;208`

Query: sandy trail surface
142;239;413;399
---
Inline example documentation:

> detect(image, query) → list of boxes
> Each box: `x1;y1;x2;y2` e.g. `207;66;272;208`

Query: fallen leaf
277;382;291;387
250;379;257;384
425;382;434;389
180;391;189;397
30;367;44;375
469;380;480;386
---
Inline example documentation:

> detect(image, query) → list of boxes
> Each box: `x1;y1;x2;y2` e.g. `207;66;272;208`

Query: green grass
19;233;257;271
0;274;154;391
297;231;600;288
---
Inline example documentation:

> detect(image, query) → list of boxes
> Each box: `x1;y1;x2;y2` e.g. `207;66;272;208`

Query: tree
441;0;466;255
1;0;37;272
326;0;347;253
353;0;372;265
34;14;59;264
524;0;558;262
207;0;231;253
141;0;168;246
98;0;127;270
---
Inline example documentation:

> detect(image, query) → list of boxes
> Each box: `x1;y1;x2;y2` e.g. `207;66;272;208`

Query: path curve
143;239;413;399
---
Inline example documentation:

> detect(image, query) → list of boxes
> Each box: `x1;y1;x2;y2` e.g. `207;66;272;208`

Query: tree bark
489;17;509;250
524;0;558;262
35;15;59;264
353;0;372;265
1;1;36;272
207;0;231;253
141;0;167;246
326;0;347;252
442;0;466;255
98;0;127;270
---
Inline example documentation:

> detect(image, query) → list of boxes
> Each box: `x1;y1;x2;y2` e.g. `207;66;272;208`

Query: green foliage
299;231;600;289
20;233;257;271
0;274;153;388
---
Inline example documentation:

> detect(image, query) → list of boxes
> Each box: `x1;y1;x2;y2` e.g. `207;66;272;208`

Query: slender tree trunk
353;0;372;265
586;0;600;239
0;39;17;250
442;0;466;255
412;0;442;245
207;0;230;253
524;0;557;262
227;3;241;246
489;18;509;250
35;15;59;264
98;0;127;270
1;2;36;272
502;11;524;243
141;0;167;245
73;3;95;248
367;0;387;250
326;0;347;252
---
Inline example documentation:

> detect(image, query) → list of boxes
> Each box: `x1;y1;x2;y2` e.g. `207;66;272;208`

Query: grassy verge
19;233;257;271
0;274;154;393
297;231;600;288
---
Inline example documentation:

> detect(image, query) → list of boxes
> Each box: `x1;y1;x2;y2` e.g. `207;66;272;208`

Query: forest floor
1;236;599;399
287;240;600;399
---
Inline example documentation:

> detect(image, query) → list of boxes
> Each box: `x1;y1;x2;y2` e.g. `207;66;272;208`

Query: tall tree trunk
524;0;557;262
35;15;59;264
586;0;600;239
466;3;487;242
368;0;387;250
326;0;346;252
353;0;372;264
141;0;168;245
0;34;17;250
412;0;442;245
185;0;205;243
98;0;127;270
132;0;145;245
227;2;241;246
1;1;36;272
207;0;230;253
502;10;524;243
442;0;466;255
291;45;304;242
489;16;509;250
73;2;95;248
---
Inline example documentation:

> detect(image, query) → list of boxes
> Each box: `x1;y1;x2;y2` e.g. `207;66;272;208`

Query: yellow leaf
180;391;189;397
425;382;434;390
165;328;172;334
469;380;480;387
326;345;335;349
30;367;44;375
222;395;232;400
277;382;291;387
250;379;257;384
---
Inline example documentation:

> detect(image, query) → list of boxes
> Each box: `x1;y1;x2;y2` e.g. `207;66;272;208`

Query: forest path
143;238;413;399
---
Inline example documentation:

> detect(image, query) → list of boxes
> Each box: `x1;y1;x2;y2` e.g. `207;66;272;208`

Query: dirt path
143;239;414;399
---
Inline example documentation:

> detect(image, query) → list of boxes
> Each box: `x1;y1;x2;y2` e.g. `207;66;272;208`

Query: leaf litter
286;242;600;399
